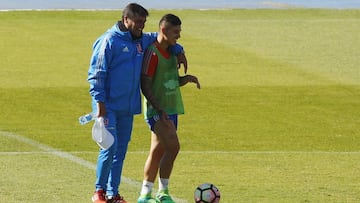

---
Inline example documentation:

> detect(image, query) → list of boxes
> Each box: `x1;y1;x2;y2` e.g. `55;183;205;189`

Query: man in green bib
138;14;201;203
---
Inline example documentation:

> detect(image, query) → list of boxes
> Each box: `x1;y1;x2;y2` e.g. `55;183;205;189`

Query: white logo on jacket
122;46;129;52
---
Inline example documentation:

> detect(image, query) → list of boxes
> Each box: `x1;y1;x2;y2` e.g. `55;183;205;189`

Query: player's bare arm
177;52;188;74
141;74;169;120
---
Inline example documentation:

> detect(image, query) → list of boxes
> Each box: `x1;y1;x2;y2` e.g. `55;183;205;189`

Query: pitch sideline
2;151;360;155
0;130;188;203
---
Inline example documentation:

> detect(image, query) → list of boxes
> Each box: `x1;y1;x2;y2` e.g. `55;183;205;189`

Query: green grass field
1;9;360;202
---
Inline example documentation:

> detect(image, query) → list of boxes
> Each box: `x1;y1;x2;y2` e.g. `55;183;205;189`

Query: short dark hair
122;3;149;20
159;14;182;28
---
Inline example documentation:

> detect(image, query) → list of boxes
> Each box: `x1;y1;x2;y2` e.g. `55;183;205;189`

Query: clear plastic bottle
79;112;96;125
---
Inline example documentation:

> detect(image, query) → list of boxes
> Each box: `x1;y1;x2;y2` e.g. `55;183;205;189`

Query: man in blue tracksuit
87;3;185;203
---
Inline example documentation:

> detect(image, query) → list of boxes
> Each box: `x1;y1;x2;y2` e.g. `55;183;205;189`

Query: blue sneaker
137;194;157;203
155;189;175;203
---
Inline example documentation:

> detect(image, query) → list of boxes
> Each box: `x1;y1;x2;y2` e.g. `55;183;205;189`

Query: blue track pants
94;109;134;196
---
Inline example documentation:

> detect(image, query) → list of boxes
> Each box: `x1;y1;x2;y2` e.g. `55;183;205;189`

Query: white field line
2;151;360;156
0;131;188;203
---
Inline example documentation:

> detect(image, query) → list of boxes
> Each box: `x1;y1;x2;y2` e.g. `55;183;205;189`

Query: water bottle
79;112;96;125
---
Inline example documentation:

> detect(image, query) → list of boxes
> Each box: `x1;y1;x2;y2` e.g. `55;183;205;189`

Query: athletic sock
159;178;169;191
140;180;154;195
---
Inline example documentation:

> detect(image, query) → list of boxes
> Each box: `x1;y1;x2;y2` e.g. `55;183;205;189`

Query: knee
174;139;180;153
167;135;180;156
172;144;180;158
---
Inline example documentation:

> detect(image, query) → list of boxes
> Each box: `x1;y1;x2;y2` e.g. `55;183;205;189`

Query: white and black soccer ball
194;183;220;203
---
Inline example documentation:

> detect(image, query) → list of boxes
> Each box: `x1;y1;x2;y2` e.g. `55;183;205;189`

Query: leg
107;115;133;197
138;121;164;202
153;116;179;203
143;132;164;182
95;110;117;191
138;115;179;203
153;116;180;181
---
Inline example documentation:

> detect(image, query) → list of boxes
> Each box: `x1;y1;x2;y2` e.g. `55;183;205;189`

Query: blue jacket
88;23;182;115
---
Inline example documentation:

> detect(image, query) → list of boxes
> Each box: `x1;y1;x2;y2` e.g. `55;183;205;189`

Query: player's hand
159;110;174;128
177;53;188;74
97;102;106;118
187;75;201;89
159;110;169;121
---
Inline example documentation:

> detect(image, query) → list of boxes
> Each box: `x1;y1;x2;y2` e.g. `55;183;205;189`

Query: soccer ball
194;183;220;203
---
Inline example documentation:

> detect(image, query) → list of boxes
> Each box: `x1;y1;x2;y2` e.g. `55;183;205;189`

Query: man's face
124;15;146;37
164;25;181;46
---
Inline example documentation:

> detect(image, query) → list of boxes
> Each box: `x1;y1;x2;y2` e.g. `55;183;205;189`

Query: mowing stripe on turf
0;130;188;203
